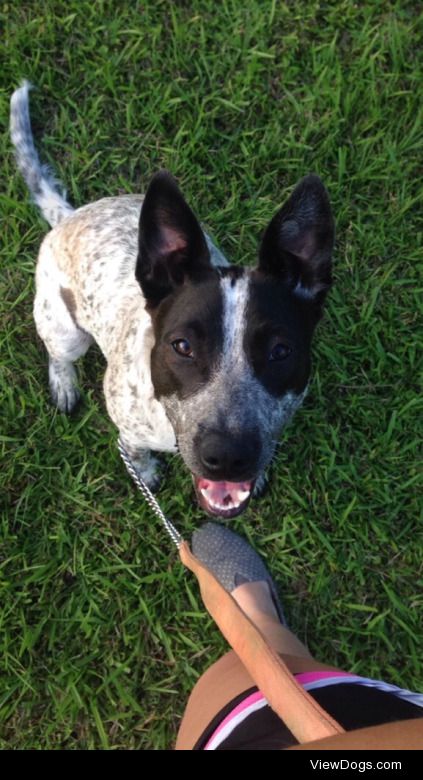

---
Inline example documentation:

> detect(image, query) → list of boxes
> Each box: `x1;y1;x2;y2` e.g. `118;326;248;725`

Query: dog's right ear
258;175;334;310
136;171;211;307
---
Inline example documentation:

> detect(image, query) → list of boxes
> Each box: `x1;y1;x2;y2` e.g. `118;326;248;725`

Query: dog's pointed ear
259;175;334;307
136;171;211;307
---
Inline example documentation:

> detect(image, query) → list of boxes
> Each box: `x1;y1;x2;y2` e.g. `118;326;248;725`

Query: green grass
1;0;422;749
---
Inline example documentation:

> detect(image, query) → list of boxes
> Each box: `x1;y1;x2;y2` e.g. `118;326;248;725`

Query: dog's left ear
258;175;334;308
136;171;211;307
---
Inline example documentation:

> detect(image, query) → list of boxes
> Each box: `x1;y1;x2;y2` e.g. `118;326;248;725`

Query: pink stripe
295;670;354;685
203;691;265;749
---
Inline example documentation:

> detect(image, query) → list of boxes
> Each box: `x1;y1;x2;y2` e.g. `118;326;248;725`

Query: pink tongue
198;478;252;507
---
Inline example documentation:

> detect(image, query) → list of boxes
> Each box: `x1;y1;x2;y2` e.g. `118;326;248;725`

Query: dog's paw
122;447;163;492
136;456;162;492
252;472;268;498
49;360;80;414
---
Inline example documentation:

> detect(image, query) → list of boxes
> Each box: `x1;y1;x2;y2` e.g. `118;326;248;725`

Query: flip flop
192;522;287;625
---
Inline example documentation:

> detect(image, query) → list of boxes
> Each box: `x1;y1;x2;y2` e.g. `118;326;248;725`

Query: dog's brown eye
269;343;291;361
172;339;193;358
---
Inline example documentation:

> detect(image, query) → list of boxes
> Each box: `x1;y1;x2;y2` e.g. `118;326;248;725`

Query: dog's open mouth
193;476;254;518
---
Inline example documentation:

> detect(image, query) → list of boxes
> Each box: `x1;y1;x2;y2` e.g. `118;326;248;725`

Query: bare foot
232;580;313;659
232;580;280;622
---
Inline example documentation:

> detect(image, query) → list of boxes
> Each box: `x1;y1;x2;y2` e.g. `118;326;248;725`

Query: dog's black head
136;171;334;517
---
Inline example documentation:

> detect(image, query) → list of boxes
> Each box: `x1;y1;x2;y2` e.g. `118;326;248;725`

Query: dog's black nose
199;431;260;481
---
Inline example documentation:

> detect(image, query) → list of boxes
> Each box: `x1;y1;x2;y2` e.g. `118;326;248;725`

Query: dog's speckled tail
10;80;74;227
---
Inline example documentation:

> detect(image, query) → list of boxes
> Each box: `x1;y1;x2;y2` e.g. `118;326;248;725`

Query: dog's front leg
103;363;173;492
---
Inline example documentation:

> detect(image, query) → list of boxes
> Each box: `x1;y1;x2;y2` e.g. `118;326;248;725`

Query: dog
10;81;334;519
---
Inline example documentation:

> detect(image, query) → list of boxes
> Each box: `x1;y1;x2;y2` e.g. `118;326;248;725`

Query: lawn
1;0;421;749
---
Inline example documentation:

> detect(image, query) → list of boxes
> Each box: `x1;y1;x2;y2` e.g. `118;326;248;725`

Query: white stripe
205;699;267;750
303;676;423;708
220;275;249;369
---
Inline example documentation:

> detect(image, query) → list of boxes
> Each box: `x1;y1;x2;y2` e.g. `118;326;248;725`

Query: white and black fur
10;81;334;518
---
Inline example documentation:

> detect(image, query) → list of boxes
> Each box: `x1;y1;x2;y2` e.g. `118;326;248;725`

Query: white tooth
237;490;250;501
200;487;210;497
